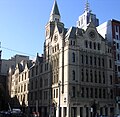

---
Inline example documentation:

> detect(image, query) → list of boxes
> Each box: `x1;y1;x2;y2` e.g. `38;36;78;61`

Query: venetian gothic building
9;0;115;117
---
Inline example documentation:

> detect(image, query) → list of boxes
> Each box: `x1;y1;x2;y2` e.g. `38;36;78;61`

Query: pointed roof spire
49;0;61;22
84;0;90;12
50;0;60;16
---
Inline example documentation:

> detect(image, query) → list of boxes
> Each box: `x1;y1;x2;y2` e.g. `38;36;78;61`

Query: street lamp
58;81;61;117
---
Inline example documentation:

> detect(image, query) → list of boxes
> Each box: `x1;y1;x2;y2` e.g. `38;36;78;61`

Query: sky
0;0;120;60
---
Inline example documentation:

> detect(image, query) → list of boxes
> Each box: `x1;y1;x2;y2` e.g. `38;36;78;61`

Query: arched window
99;71;101;83
110;89;113;99
109;59;112;68
94;42;96;49
86;69;88;82
81;55;84;64
95;71;97;83
103;72;105;84
118;54;120;60
72;70;75;80
90;70;93;82
85;40;88;48
81;69;84;81
89;41;92;49
98;43;101;50
40;78;43;88
86;55;88;64
35;79;37;89
72;52;75;62
90;56;92;65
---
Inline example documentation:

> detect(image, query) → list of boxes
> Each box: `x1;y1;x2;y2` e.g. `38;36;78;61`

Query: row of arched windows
85;40;101;50
81;87;114;99
81;69;106;84
72;52;113;69
71;86;114;99
72;69;113;85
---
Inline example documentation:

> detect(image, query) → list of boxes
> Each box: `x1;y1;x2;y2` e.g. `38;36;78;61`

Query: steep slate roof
36;54;43;63
18;63;23;73
26;60;33;69
65;27;83;39
50;0;60;16
65;27;76;39
57;25;63;34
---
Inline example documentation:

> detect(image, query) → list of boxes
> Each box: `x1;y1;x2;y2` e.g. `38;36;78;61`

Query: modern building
97;19;120;114
9;0;115;117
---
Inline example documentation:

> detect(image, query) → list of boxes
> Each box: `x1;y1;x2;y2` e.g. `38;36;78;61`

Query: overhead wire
0;45;36;58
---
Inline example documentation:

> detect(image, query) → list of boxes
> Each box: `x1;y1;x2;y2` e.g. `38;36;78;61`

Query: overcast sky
0;0;120;59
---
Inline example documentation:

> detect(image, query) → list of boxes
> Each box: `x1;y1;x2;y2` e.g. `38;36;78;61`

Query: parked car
0;111;11;117
10;108;23;116
11;108;22;113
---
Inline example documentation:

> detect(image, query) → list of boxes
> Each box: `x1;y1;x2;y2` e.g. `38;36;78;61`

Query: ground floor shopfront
28;102;115;117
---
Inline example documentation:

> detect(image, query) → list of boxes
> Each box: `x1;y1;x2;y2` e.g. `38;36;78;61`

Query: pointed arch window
72;52;75;62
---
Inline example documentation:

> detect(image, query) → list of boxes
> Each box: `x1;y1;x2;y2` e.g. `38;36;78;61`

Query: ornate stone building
9;1;115;117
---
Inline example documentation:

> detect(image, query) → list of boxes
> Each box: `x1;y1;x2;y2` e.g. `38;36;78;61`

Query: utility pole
58;81;61;117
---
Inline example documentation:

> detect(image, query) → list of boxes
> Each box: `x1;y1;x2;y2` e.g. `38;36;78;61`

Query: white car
10;109;23;115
